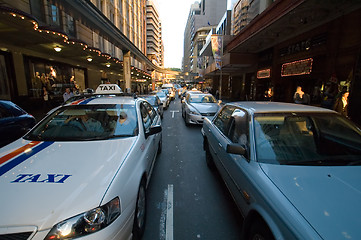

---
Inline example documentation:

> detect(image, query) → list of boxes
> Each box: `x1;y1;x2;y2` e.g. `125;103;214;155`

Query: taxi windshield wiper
111;134;136;138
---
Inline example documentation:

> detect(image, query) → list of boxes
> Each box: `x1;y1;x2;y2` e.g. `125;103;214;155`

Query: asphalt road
143;97;243;240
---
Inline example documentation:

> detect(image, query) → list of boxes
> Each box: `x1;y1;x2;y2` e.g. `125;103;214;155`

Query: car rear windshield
254;113;361;166
24;104;138;141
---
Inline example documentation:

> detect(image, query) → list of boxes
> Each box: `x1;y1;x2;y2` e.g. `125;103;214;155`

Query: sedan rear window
254;113;361;165
24;104;138;141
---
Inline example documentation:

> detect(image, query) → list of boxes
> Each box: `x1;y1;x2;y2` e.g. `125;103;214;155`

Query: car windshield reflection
189;94;216;103
24;104;138;141
254;113;361;165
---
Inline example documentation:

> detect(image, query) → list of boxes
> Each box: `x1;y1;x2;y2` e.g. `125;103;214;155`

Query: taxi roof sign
95;84;123;94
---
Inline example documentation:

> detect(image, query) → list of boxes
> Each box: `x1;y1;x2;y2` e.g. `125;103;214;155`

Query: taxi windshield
24;104;138;141
254;113;361;165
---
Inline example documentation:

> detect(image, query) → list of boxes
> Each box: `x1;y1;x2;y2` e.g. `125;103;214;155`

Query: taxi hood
261;164;361;240
0;138;136;230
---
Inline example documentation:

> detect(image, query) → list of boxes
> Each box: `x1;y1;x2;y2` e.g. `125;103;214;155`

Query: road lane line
170;110;179;118
166;184;174;240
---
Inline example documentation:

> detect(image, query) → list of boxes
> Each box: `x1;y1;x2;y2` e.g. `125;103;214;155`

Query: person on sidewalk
333;91;349;117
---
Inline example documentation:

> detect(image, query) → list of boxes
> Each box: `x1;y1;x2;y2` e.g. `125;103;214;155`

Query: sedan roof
227;101;336;114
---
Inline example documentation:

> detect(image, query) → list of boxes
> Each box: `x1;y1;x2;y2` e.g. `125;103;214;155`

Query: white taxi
0;94;162;239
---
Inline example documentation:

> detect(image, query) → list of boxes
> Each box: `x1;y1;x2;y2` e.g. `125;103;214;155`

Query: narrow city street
143;98;243;240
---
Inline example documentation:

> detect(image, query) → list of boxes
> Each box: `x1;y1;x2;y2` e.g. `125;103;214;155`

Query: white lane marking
170;110;179;118
166;184;174;240
159;189;168;240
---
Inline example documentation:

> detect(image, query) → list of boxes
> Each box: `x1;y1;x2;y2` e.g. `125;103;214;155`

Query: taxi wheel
133;179;147;240
248;218;274;240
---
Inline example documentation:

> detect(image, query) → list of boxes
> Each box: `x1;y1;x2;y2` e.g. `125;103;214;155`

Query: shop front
24;56;86;108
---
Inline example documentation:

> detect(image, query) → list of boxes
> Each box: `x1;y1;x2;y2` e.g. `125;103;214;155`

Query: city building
0;0;163;115
182;0;227;82
200;0;361;125
146;0;164;68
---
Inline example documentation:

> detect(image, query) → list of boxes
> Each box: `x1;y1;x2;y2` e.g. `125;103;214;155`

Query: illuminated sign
257;69;271;79
281;58;313;77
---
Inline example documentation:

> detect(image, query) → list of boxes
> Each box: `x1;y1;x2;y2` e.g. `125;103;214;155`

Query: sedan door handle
218;142;223;148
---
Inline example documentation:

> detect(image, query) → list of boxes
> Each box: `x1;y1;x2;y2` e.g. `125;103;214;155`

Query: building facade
201;0;361;126
182;0;227;81
146;0;164;68
0;0;162;115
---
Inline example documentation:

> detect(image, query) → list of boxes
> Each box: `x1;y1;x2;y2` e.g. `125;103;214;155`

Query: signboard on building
257;68;271;79
211;35;223;70
281;58;313;77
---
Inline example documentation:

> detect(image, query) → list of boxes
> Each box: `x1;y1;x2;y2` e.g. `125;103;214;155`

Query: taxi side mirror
145;125;162;138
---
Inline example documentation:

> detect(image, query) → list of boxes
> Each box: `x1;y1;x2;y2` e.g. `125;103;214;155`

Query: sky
155;0;198;69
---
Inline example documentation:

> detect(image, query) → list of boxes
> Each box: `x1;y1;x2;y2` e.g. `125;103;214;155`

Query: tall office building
183;0;227;77
146;0;164;67
91;0;147;68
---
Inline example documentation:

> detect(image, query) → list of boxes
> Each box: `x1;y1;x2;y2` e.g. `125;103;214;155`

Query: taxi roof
226;101;336;114
66;95;137;106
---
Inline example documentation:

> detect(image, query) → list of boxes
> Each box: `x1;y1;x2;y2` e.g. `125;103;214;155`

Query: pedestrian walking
293;86;310;104
333;91;349;117
42;87;50;113
264;87;273;101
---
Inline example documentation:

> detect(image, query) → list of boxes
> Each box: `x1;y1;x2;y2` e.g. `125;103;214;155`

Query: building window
30;0;45;22
118;0;123;13
65;14;76;37
49;4;60;26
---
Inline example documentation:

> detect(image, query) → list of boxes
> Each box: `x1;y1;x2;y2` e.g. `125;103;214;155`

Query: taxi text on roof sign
95;84;123;94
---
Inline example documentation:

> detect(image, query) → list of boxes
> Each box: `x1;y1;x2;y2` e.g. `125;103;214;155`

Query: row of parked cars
1;83;361;239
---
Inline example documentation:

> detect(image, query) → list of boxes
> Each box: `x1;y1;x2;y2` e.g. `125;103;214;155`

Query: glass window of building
49;4;60;26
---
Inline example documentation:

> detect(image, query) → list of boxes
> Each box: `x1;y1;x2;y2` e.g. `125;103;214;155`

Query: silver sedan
182;93;221;126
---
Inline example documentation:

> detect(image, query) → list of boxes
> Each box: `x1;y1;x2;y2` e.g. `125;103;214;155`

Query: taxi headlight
45;197;120;240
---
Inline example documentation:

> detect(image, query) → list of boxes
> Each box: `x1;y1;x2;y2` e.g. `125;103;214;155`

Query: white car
156;91;170;109
0;95;162;239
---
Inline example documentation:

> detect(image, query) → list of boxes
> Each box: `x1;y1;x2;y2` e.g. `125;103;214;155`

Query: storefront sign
281;58;313;77
257;68;271;79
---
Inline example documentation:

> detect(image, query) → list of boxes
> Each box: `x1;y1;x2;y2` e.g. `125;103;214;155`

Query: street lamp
53;46;62;52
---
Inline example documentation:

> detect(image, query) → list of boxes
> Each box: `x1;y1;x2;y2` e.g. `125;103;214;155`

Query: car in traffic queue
0;100;36;148
140;94;164;119
0;91;162;239
182;92;220;126
202;101;361;240
161;83;175;100
155;91;170;110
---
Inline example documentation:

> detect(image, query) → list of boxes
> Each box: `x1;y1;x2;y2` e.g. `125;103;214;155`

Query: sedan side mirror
226;143;246;156
145;125;162;138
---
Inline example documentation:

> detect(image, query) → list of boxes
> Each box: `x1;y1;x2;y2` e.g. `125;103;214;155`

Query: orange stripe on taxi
0;141;41;166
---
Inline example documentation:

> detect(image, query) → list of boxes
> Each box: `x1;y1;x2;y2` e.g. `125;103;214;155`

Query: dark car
0;100;36;148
